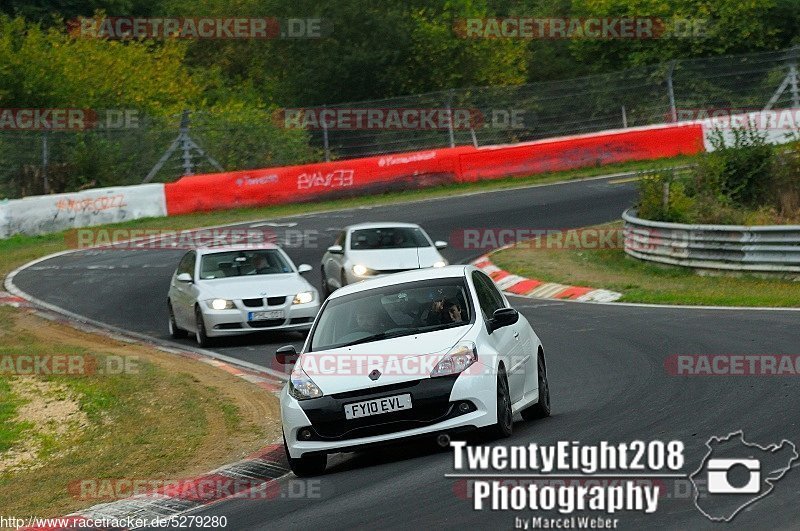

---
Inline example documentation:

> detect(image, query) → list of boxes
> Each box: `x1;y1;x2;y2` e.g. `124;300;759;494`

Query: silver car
320;222;448;299
167;244;320;346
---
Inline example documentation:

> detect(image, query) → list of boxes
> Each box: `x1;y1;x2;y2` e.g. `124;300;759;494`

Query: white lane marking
576;289;623;302
249;221;298;227
505;293;800;312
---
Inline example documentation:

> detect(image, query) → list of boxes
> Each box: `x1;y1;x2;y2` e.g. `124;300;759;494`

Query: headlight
433;260;447;268
293;291;314;305
207;299;235;310
431;341;478;378
352;264;370;276
289;365;323;400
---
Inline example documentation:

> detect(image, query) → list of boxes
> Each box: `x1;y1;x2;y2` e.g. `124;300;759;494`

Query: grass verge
491;222;800;307
0;306;281;517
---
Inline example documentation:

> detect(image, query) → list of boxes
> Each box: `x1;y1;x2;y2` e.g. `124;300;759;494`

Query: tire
167;301;188;339
522;351;551;421
194;306;212;347
319;267;331;301
284;436;327;477
488;365;513;438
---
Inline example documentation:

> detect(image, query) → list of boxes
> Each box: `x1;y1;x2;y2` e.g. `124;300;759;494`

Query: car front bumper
201;301;319;337
280;365;497;458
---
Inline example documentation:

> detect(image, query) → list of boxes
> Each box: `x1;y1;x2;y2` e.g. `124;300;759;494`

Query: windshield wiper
338;329;417;348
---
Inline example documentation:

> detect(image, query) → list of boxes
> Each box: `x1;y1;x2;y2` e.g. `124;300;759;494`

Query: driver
252;254;271;274
426;298;465;325
445;300;465;323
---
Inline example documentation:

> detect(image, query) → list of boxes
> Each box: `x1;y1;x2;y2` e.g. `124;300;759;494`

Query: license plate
248;310;285;320
344;394;412;420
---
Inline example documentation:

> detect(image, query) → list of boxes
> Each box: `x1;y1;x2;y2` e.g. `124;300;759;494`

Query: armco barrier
458;123;704;181
0;201;8;239
165;123;705;215
623;209;800;273
700;110;800;151
0;184;167;237
0;121;709;237
164;146;476;215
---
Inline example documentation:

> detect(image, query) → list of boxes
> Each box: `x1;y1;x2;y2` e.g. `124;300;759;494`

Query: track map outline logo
689;430;799;522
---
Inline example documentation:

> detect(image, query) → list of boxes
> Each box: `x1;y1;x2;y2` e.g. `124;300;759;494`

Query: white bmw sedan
277;265;551;476
167;245;320;346
319;222;449;298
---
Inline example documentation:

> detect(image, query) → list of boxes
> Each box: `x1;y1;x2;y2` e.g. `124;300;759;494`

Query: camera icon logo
691;431;798;522
706;458;760;494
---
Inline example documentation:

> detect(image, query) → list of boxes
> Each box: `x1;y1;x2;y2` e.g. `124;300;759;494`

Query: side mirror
176;273;193;282
275;345;299;365
488;307;519;333
297;264;312;274
327;245;344;255
434;240;448;250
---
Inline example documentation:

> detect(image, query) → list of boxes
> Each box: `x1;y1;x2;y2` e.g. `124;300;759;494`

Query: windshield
198;250;292;279
349;227;431;250
310;277;472;351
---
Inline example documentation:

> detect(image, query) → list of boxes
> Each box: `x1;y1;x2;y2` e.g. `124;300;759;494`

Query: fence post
666;60;677;122
447;89;456;148
662;180;670;211
322;104;331;162
42;132;49;194
789;63;800;109
180;110;194;176
621;105;628;128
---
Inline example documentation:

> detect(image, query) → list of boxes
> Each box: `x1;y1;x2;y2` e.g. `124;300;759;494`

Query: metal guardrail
622;209;800;273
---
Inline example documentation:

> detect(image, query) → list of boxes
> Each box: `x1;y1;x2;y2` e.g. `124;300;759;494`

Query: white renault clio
276;265;551;476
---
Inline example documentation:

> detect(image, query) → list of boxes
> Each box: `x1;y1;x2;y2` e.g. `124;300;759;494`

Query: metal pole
469;128;478;148
662;181;670;211
180;110;193;176
447;90;456;148
621;105;628;128
789;64;799;109
666;61;677;122
322;104;330;162
42;132;49;194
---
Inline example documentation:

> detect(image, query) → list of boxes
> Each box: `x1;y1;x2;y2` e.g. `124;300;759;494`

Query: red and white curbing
23;444;289;530
472;254;622;303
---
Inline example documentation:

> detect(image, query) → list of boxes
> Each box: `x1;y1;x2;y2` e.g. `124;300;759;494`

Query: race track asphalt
10;175;800;529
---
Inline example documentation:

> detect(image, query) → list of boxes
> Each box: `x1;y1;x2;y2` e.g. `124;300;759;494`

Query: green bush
697;126;775;207
637;171;694;223
637;126;799;225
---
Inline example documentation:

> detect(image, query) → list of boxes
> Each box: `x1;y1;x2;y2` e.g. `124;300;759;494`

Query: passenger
445;300;465;323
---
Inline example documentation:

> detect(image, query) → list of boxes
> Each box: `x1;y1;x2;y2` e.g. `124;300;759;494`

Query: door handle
513;332;520;339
